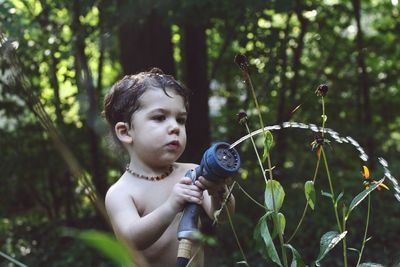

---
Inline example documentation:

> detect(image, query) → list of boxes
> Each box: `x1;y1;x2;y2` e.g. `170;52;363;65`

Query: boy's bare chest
131;178;177;216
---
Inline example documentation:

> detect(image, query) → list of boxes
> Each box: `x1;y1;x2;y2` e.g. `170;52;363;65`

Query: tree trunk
275;13;292;168
351;0;375;167
72;0;107;197
181;23;210;162
50;51;63;125
289;0;308;102
117;6;175;76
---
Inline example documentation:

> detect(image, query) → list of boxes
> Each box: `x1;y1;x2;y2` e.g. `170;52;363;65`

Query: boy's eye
177;117;187;124
152;115;166;121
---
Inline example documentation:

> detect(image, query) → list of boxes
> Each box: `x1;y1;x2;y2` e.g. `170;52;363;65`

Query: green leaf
348;247;360;255
254;214;282;266
315;231;347;266
321;190;333;199
321;115;327;123
284;244;307;267
277;212;286;235
262;131;274;162
346;179;384;220
265;180;285;212
66;229;133;267
272;212;286;238
304;181;316;210
335;192;344;205
358;263;385;267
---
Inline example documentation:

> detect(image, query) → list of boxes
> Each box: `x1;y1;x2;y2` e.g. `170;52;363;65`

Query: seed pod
315;84;328;97
237;111;248;125
234;54;249;73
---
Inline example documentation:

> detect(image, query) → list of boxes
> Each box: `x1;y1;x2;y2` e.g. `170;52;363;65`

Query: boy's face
128;87;187;167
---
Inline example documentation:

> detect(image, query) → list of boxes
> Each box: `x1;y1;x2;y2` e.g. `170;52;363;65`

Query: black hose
176;257;189;267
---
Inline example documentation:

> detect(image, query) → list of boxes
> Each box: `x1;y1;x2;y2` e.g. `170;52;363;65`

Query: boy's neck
126;164;174;181
126;160;175;180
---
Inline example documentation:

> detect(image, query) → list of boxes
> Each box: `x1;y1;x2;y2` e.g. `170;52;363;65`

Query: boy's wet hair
102;67;189;146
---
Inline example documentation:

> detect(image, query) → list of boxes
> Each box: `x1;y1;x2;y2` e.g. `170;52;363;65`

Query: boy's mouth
167;140;180;149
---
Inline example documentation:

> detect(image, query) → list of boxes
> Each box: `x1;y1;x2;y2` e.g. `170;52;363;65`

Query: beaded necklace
126;164;174;181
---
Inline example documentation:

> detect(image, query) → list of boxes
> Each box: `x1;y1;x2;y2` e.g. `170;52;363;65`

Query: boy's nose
168;121;180;135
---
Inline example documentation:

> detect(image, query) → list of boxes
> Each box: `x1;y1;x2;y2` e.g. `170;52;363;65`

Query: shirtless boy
103;68;234;267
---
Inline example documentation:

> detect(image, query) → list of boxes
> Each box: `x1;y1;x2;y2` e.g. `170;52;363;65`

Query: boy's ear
115;122;133;144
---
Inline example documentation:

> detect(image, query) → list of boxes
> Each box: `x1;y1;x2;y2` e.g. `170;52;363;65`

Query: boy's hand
195;176;235;222
195;176;227;198
167;177;204;213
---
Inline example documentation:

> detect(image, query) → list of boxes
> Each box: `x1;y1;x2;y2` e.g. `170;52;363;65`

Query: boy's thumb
181;176;193;184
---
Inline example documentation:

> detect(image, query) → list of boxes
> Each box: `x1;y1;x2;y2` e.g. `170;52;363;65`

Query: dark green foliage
1;0;400;266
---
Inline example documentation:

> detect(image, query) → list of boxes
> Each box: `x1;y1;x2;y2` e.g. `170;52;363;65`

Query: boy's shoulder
105;173;130;201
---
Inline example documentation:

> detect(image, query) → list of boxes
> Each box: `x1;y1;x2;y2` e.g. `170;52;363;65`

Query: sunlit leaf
358;263;385;267
348;247;360;255
347;179;384;220
304;180;316;210
277;212;286;235
321;190;333;199
262;131;274;162
272;212;286;238
335;192;344;205
66;229;133;267
265;180;285;212
315;231;347;266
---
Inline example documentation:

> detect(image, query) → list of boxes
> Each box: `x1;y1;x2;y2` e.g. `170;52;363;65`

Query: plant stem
245;72;265;131
320;96;347;267
356;195;371;266
245;122;288;267
236;182;266;210
321;147;343;233
213;184;249;266
287;156;321;243
342;206;348;267
225;205;249;266
213;182;237;224
243;70;288;267
244;122;268;184
265;151;274;181
278;225;289;267
244;72;274;181
321;97;326;137
321;146;347;267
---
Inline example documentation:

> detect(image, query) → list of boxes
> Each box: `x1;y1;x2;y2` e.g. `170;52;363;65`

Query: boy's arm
105;177;203;250
105;186;177;250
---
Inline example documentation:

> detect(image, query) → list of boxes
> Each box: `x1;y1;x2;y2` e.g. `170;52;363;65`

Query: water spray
229;121;400;202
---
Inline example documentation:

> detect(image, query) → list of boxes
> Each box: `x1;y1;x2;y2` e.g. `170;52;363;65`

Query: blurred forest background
1;0;400;266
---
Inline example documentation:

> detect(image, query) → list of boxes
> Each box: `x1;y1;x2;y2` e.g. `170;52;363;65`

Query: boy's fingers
181;176;193;184
187;188;203;197
187;195;202;204
198;176;220;187
194;180;206;190
181;186;201;196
